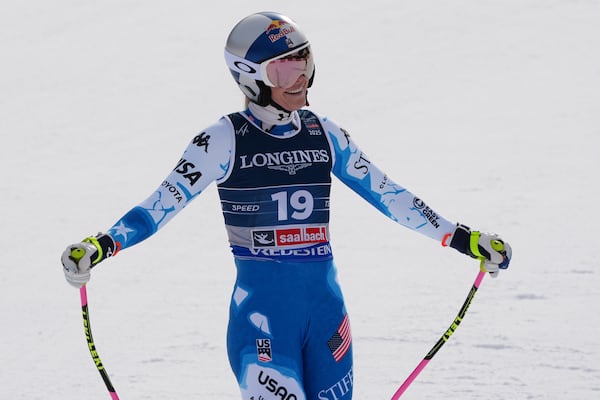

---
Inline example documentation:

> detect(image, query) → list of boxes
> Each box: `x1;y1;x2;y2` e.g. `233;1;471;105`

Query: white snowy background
1;0;599;399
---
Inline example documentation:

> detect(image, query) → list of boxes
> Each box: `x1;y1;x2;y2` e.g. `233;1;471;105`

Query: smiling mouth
285;87;304;95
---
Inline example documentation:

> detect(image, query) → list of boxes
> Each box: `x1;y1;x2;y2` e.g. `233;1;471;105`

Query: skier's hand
61;233;118;288
447;224;512;277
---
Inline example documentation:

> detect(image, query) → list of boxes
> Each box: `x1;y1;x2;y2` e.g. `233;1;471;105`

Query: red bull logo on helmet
265;19;296;43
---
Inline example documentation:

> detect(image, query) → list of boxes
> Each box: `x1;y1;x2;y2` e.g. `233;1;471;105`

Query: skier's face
270;75;309;112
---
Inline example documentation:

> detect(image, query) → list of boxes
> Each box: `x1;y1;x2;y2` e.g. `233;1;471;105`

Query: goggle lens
265;47;313;89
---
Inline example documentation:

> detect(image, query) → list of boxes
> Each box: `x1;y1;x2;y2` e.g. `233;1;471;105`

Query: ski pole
80;284;120;400
391;268;487;399
71;247;121;400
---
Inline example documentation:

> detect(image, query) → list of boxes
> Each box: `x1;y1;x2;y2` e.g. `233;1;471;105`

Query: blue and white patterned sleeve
107;117;234;250
320;115;456;243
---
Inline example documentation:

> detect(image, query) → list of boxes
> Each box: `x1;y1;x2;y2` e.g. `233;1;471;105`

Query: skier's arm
106;120;233;250
61;118;234;287
321;116;511;273
322;116;455;241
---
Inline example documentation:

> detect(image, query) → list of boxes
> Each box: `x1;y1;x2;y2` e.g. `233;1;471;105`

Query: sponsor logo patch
239;149;330;176
256;339;272;363
413;197;441;229
252;226;327;248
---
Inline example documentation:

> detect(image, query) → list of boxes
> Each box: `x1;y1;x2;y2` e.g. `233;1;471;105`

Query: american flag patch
327;314;352;362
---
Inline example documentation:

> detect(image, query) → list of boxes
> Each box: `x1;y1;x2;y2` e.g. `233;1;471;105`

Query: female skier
62;12;512;400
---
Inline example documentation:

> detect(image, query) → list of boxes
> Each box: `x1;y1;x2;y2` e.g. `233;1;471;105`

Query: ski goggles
225;44;314;89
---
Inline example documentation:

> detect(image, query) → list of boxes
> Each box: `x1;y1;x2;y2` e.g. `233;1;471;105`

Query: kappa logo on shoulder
193;132;210;152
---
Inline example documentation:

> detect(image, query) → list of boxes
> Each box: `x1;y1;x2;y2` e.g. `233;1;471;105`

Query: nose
288;75;308;89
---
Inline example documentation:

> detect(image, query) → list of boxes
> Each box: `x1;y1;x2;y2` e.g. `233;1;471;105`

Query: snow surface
1;0;599;399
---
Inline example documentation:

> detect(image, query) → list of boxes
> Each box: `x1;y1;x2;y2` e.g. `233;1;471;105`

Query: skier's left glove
446;224;512;277
61;233;118;288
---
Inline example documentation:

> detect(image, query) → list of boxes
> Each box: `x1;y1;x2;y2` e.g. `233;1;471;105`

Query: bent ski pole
80;284;120;400
391;268;487;399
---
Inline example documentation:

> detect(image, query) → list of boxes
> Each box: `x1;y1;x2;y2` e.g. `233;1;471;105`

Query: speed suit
105;108;456;399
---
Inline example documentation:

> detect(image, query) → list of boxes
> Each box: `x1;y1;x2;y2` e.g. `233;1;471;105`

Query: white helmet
224;12;315;106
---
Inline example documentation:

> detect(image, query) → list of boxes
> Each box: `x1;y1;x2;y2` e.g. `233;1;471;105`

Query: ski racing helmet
224;12;315;106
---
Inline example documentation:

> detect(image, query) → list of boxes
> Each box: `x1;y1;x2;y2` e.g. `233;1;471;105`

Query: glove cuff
83;233;119;266
449;224;478;259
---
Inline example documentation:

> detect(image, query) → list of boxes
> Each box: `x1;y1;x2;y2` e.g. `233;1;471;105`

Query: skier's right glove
447;224;512;277
61;233;118;288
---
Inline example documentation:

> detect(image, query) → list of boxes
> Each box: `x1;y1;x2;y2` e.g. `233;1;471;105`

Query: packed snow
1;0;599;399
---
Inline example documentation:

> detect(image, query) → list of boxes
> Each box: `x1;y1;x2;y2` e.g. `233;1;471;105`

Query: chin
285;93;308;110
